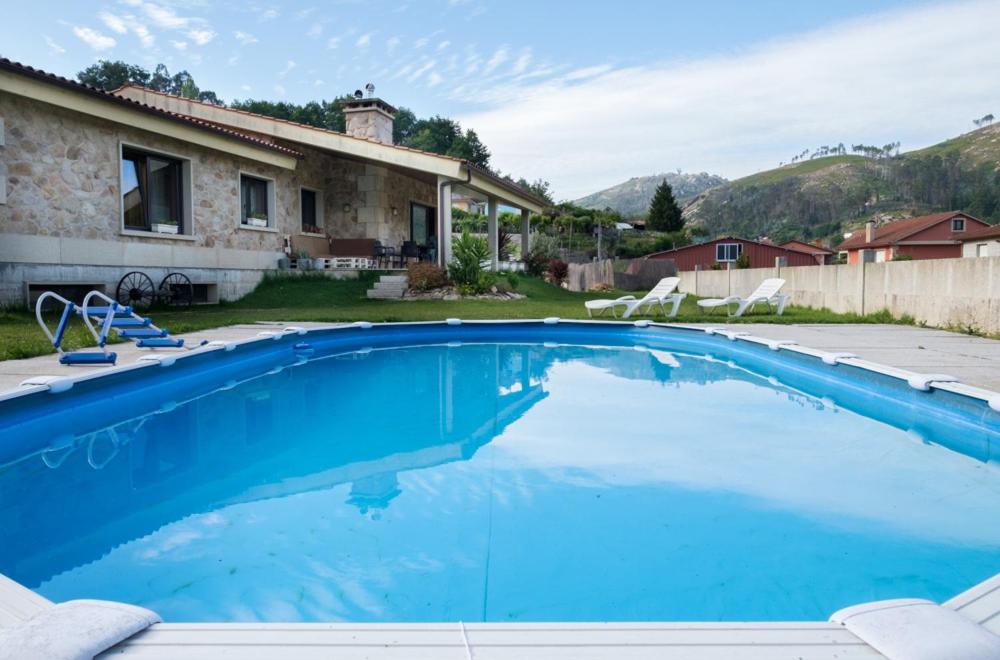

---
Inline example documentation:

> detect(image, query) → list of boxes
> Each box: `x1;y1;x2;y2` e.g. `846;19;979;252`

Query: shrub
504;272;520;291
498;227;514;261
524;233;559;276
407;262;448;291
735;253;751;269
547;259;568;285
449;230;491;287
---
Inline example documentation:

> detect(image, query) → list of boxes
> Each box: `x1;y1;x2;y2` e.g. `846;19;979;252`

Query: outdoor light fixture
391;206;399;216
343;203;352;213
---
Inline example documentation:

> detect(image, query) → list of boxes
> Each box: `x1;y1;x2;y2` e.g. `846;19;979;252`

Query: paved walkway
1;322;998;394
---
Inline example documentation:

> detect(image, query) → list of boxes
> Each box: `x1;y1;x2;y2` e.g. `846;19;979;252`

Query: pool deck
1;570;999;658
2;320;999;657
1;321;998;394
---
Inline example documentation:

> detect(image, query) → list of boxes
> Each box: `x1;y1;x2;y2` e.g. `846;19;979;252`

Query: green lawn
3;272;908;362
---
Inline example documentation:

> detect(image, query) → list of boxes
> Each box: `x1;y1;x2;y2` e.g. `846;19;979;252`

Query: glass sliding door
410;202;436;247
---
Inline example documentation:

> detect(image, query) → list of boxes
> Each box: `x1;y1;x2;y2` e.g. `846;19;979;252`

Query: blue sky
3;0;999;198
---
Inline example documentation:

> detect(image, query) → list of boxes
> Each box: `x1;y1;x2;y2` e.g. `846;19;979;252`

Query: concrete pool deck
1;322;998;394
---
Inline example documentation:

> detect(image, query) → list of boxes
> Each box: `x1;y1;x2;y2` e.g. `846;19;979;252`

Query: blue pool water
0;323;999;623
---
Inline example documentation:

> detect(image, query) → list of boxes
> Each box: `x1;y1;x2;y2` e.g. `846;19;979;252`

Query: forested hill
574;172;727;217
684;124;1000;243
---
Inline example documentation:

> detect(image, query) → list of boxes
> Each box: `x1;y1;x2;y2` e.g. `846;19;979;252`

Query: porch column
520;209;531;260
438;177;454;268
487;195;499;270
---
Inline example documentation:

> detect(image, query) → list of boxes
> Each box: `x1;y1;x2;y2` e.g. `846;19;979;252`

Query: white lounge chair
585;277;686;319
696;278;790;317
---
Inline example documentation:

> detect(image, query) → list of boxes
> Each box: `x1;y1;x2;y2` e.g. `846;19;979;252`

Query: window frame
715;242;743;263
952;217;966;232
118;142;193;239
299;186;324;236
238;171;277;232
410;201;437;247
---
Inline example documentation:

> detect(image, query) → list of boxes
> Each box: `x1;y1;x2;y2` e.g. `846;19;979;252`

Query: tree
77;60;221;104
647;180;684;231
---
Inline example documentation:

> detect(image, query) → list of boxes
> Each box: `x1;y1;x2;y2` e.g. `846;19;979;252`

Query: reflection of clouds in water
490;359;1000;546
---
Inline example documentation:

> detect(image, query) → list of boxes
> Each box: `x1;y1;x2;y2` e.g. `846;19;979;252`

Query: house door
410;202;436;247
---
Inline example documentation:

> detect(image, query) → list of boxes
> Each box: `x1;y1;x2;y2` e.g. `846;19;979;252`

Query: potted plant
151;222;179;234
295;249;313;271
246;213;269;228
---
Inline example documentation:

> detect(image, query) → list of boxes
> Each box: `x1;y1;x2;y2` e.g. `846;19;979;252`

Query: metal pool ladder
35;290;186;366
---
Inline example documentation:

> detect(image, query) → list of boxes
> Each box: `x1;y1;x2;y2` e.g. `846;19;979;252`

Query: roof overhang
0;69;299;171
114;85;548;213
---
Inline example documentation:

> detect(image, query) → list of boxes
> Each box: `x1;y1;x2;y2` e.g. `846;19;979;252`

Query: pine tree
647;180;684;231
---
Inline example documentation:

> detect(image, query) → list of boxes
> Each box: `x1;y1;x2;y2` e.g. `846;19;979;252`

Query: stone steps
366;273;408;299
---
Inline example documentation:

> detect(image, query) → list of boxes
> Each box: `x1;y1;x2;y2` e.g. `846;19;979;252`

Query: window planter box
246;217;269;228
152;223;180;235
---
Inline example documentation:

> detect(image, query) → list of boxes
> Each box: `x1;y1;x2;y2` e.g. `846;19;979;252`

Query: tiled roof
780;240;833;255
960;222;1000;241
113;84;551;208
644;235;815;258
0;57;303;158
835;212;969;250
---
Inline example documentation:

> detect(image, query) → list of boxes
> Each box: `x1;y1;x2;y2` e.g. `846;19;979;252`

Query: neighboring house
959;222;1000;258
0;58;546;306
643;237;819;271
451;193;487;215
835;212;989;264
779;240;835;265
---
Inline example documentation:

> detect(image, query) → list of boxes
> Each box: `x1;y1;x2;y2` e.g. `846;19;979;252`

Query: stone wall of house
0;93;438;304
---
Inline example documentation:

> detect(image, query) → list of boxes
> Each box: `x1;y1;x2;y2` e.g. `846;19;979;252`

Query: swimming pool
0;321;998;623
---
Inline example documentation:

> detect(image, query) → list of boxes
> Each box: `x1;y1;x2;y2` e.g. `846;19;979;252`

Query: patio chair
401;241;421;265
584;277;685;319
696;278;790;317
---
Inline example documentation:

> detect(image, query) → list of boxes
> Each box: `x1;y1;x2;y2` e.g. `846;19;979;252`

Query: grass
4;272;917;362
733;155;867;187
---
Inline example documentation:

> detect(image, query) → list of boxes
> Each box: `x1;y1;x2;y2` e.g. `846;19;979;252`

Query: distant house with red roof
778;240;835;265
835;212;990;264
644;236;820;271
959;222;1000;258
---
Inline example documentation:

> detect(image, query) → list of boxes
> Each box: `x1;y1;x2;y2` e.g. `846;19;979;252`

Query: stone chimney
865;220;876;243
343;96;396;144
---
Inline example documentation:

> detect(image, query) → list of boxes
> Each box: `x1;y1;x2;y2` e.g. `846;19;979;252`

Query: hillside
683;123;1000;243
574;172;727;218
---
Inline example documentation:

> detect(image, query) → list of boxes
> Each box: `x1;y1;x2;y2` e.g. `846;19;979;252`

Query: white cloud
141;3;189;29
437;40;451;51
458;0;1000;200
187;29;215;45
414;37;428;49
43;35;66;55
227;54;239;66
482;46;508;75
131;23;154;48
274;83;286;96
99;12;128;34
258;8;279;21
356;32;372;48
234;30;258;45
171;40;187;50
241;84;252;91
72;26;116;51
314;79;325;87
306;23;323;38
326;36;341;49
511;49;532;75
278;60;296;78
427;71;444;87
406;59;435;83
386;35;400;53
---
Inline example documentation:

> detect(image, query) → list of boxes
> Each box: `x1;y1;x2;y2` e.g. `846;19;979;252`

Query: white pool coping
1;319;999;658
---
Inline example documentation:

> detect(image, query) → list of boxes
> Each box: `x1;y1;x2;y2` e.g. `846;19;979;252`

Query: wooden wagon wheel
159;272;194;307
116;271;155;309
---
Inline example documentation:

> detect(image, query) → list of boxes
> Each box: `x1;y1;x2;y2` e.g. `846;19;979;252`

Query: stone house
0;58;546;306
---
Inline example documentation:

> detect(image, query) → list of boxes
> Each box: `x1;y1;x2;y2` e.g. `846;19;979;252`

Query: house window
240;174;274;228
952;217;966;232
978;243;989;257
300;188;323;234
121;147;185;233
715;243;742;262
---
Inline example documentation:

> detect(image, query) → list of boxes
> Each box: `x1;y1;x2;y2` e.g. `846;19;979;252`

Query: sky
3;0;1000;200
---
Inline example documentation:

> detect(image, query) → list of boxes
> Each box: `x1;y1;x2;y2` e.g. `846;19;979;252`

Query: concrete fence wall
677;257;1000;333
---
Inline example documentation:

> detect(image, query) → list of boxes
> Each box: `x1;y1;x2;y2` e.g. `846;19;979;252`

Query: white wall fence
677;257;1000;333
